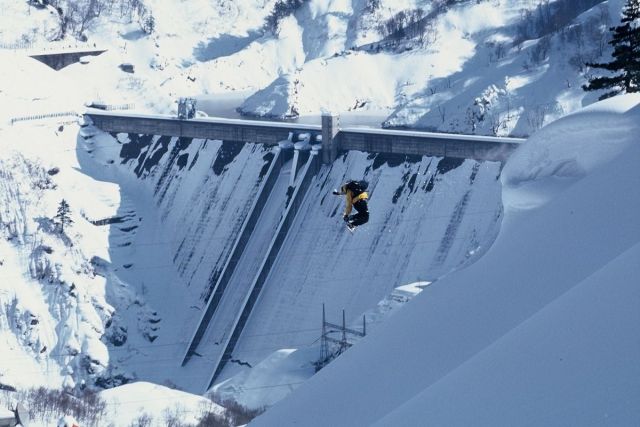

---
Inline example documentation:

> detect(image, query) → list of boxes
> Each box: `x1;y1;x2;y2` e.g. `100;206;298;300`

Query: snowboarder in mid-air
333;180;369;232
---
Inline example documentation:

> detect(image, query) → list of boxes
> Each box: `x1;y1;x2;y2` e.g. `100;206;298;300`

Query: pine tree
54;199;73;233
145;14;155;34
583;0;640;99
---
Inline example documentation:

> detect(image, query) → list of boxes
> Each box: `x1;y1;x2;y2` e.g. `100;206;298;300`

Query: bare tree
488;42;507;63
364;0;381;13
526;102;563;131
528;35;552;66
437;104;447;123
65;0;107;38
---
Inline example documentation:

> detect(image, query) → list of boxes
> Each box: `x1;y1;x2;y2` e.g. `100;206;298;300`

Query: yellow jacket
341;186;368;216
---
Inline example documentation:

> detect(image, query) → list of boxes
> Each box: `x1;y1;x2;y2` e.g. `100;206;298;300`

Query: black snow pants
348;199;369;227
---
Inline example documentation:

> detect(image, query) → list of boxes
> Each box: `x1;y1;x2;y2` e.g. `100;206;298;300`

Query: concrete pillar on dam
322;114;340;164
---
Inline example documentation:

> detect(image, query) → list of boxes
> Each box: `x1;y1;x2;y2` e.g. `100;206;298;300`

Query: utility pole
316;304;366;371
340;309;347;354
319;304;329;366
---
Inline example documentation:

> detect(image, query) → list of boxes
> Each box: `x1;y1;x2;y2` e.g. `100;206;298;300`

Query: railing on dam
339;126;520;161
84;110;525;163
86;110;319;145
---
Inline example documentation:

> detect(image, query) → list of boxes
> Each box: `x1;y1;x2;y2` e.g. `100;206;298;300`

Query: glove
332;189;340;195
343;214;349;222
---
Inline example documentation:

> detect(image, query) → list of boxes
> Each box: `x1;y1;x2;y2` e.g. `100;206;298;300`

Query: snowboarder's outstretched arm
343;190;354;217
333;187;353;218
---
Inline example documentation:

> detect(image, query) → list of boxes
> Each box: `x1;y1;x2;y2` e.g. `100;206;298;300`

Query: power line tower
316;304;366;371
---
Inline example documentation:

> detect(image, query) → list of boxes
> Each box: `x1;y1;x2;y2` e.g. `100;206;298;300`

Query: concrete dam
81;112;518;392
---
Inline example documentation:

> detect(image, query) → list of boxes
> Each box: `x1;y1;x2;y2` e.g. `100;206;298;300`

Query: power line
1;127;499;271
0;204;498;254
0;205;498;274
0;315;388;365
0;208;498;282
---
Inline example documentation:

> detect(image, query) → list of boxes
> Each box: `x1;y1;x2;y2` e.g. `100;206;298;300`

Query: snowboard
345;222;356;233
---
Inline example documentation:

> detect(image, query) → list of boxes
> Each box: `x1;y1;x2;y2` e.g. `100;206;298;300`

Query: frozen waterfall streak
179;152;295;393
184;156;293;391
181;147;285;367
206;150;320;389
432;190;471;267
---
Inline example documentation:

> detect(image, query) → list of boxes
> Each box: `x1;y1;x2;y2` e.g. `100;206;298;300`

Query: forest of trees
583;0;640;99
264;0;309;33
32;0;154;40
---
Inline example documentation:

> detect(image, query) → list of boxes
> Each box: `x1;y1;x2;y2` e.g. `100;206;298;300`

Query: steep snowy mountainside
384;0;625;135
239;0;623;136
0;121;147;391
250;94;640;426
2;0;621;136
293;0;422;60
239;0;505;118
188;15;306;95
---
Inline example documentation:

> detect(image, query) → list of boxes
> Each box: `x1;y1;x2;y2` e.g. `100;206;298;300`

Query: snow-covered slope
250;94;640;426
1;0;624;135
238;0;623;137
0;118;132;391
